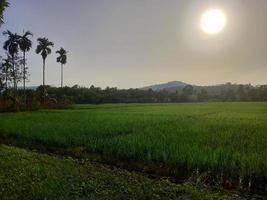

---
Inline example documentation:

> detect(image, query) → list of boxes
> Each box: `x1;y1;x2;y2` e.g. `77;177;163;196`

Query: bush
41;97;73;109
0;99;13;112
56;98;73;109
0;89;72;112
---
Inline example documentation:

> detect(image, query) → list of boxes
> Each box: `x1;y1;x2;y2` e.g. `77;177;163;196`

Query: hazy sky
1;0;267;88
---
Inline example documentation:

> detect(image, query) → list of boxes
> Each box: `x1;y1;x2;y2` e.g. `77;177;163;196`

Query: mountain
17;86;38;90
141;81;253;95
141;81;188;91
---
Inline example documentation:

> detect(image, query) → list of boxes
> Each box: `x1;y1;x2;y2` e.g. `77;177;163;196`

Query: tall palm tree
3;30;20;90
35;37;54;101
1;54;12;90
19;30;33;103
56;48;67;88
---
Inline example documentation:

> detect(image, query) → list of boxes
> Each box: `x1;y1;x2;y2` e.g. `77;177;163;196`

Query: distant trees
182;84;195;101
1;30;70;99
197;89;208;102
39;83;267;104
182;85;194;96
56;48;67;88
0;28;70;111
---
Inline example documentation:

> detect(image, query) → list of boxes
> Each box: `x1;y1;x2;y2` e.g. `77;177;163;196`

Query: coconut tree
19;30;33;103
35;37;54;101
3;30;20;90
56;48;67;88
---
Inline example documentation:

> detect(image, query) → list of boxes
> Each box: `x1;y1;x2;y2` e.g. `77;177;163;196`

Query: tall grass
0;102;266;186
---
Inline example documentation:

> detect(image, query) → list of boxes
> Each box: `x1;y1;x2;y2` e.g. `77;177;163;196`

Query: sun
201;9;226;34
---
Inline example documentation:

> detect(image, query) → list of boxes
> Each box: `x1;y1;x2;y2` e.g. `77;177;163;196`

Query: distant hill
17;86;38;90
141;81;254;95
141;81;188;91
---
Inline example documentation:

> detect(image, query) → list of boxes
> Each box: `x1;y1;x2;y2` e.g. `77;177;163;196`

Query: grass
0;102;266;189
0;144;243;200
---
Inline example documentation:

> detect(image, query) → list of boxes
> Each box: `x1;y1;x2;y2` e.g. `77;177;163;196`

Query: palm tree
35;37;54;101
3;30;20;90
19;30;33;103
56;48;67;88
1;54;12;90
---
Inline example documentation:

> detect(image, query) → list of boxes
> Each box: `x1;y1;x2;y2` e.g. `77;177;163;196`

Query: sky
1;0;267;88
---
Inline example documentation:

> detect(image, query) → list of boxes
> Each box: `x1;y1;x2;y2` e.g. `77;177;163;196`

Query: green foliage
19;31;33;52
3;30;20;57
36;38;54;61
56;47;67;65
0;103;266;188
0;0;8;25
56;47;68;87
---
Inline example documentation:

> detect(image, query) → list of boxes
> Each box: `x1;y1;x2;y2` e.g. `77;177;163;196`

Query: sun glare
201;9;226;34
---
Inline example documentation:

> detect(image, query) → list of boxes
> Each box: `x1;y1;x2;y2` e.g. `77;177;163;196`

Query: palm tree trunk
12;55;16;90
43;58;45;87
12;54;17;110
23;51;26;107
5;69;7;91
43;58;46;103
61;64;63;88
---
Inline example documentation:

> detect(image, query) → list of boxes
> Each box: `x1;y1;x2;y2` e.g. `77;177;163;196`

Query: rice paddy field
0;102;266;195
0;144;243;200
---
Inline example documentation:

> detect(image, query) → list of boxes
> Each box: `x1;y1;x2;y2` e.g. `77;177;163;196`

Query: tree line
41;83;267;104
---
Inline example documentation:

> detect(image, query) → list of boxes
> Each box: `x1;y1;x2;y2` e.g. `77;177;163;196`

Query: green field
0;145;244;200
0;145;246;200
0;103;266;193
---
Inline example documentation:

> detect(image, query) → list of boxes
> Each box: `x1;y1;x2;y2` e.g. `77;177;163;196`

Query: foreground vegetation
0;102;266;194
0;145;243;200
